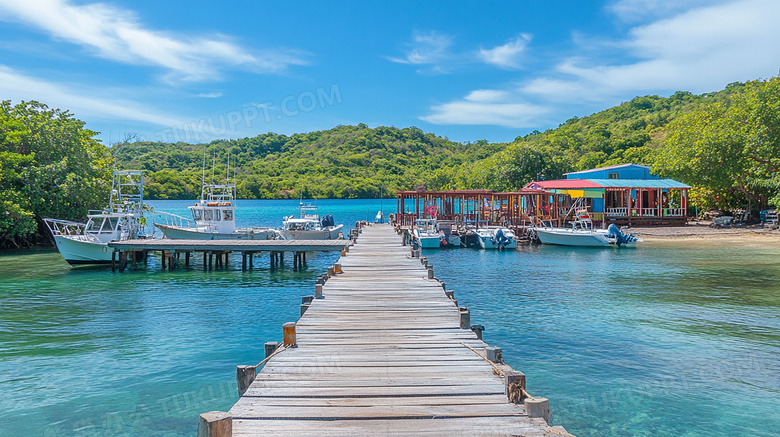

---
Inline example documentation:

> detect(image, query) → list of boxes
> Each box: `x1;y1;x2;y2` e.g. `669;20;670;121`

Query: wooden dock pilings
196;223;572;436
107;239;350;272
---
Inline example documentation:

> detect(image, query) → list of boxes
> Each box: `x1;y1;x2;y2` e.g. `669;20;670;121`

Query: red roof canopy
525;179;603;189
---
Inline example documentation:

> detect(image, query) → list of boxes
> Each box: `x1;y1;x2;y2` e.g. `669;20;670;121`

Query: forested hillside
3;78;779;248
112;124;503;200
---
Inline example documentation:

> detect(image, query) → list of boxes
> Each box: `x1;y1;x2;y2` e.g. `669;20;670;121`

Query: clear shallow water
1;200;778;436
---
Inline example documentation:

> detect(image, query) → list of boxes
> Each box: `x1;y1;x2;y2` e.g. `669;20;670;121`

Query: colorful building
525;164;691;226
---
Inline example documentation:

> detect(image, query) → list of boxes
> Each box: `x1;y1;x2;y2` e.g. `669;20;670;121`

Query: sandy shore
628;221;780;241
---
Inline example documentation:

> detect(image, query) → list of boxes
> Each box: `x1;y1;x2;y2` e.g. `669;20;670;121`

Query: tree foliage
654;78;780;209
0;100;111;248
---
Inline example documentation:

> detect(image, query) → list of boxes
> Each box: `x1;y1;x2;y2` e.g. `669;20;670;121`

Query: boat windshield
192;209;202;221
86;217;118;234
223;209;233;221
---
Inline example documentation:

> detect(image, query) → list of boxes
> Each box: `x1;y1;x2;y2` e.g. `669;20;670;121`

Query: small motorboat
154;183;277;240
534;207;641;247
475;227;517;249
44;171;149;265
279;204;343;240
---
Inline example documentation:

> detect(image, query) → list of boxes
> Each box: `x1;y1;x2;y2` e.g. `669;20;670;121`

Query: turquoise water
1;199;778;436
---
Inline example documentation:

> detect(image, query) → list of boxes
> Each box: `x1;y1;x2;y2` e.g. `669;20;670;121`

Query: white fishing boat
279;204;343;240
44;171;149;265
412;219;443;249
153;184;276;240
534;207;641;247
475;227;517;249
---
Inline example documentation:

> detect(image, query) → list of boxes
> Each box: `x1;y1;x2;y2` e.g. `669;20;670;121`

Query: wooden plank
220;224;554;436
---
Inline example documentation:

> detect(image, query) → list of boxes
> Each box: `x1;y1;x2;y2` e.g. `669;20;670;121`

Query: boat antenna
211;150;216;184
201;144;207;192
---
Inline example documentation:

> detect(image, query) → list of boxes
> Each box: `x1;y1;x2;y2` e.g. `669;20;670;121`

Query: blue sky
1;0;779;145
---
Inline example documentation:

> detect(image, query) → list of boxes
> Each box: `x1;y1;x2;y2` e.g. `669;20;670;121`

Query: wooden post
315;284;323;299
445;290;454;300
264;341;278;358
203;252;207;271
111;250;116;271
242;252;246;270
459;307;470;329
486;346;503;364
300;302;310;316
283;322;296;347
505;370;526;404
471;324;485;340
119;251;126;272
302;295;314;304
197;411;231;437
334;263;342;273
427;266;434;279
236;365;257;397
170;250;176;270
161;250;166;270
185;251;191;267
249;252;253;269
524;397;550;424
208;252;213;270
327;266;335;277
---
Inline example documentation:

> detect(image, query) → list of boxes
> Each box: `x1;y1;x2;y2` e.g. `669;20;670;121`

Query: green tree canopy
0;100;111;248
654;78;780;208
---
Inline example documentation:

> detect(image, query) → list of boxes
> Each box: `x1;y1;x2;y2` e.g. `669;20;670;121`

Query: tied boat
153;183;277;240
534;206;641;247
44;170;149;265
279;203;343;240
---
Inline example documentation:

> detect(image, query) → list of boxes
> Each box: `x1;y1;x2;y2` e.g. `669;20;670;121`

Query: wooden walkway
205;224;569;436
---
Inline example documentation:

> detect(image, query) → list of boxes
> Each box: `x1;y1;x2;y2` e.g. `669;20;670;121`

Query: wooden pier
108;239;350;271
198;224;571;436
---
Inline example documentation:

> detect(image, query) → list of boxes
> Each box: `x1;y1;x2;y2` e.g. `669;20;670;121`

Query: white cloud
196;92;223;98
608;0;731;22
424;0;780;128
479;34;531;69
387;31;453;65
0;0;307;82
0;65;184;127
421;95;549;128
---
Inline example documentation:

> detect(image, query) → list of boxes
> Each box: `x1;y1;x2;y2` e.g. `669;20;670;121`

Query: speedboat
412;219;443;249
534;224;641;247
534;207;641;247
475;227;517;249
279;204;343;240
154;183;277;240
44;171;149;265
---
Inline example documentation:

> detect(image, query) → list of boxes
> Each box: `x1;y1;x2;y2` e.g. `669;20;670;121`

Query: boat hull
156;224;276;240
415;235;441;249
53;235;113;264
477;236;518;249
278;225;343;240
535;228;612;247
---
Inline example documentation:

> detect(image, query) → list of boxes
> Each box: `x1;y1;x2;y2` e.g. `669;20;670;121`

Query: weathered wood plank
220;224;557;436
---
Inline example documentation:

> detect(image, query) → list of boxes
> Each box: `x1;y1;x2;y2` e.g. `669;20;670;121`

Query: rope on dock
254;344;289;368
461;341;538;401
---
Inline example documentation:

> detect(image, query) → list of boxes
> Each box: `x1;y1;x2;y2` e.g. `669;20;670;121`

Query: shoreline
628;221;780;242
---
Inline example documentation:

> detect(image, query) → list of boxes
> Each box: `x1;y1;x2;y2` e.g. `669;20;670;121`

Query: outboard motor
321;214;335;228
607;224;637;247
494;228;511;248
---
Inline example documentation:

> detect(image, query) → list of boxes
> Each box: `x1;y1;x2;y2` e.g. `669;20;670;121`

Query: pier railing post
524;397;551;424
315;284;323;299
427;266;434;279
505;370;526;404
486;346;503;364
264;341;279;358
197;411;231;437
459;307;470;329
236;365;256;397
283;322;297;347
